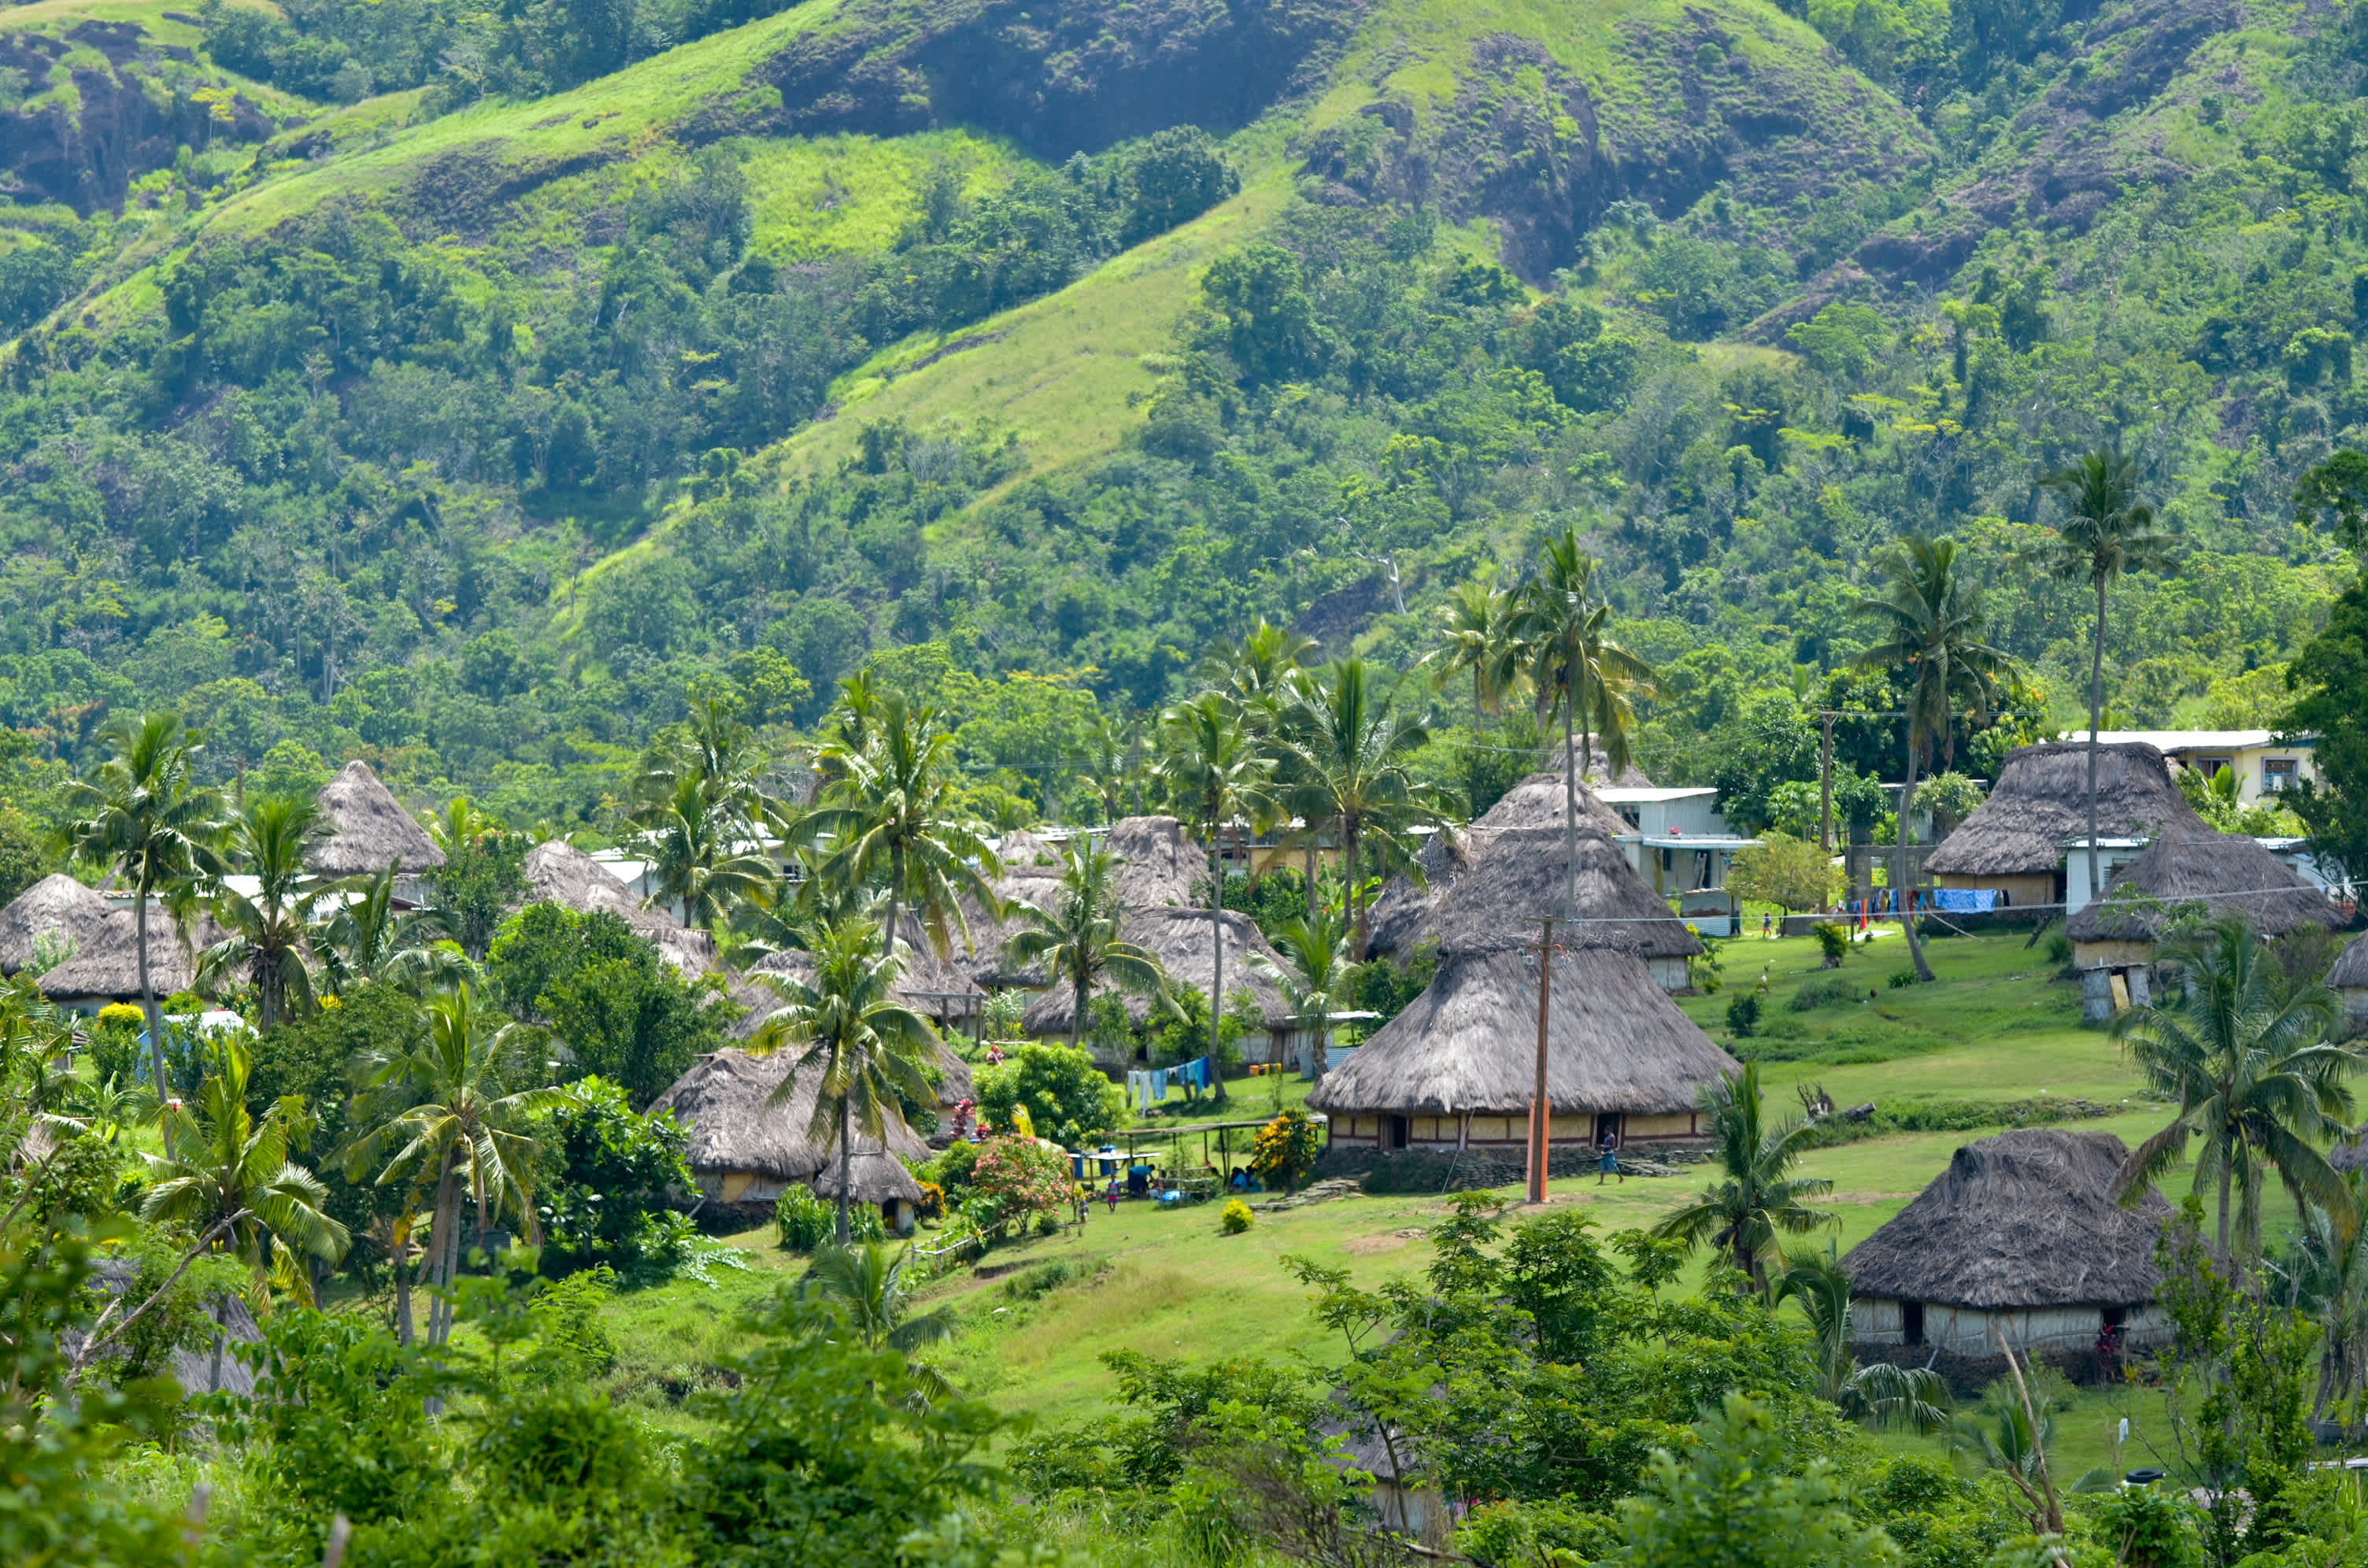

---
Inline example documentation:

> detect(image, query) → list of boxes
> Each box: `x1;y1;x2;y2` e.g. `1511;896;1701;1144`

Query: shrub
1726;833;1838;913
534;1076;696;1280
1726;993;1763;1036
975;1042;1129;1148
1887;968;1919;989
1812;923;1849;966
2044;932;2074;965
774;1185;884;1251
1249;1109;1323;1193
95;1001;145;1030
970;1134;1075;1234
1789;974;1859;1011
1220;1199;1253;1234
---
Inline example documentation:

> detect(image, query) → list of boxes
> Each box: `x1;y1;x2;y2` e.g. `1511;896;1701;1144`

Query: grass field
587;928;2268;1488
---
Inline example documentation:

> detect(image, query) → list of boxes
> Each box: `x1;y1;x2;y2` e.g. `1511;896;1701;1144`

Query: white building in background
1594;786;1759;936
2074;730;2317;804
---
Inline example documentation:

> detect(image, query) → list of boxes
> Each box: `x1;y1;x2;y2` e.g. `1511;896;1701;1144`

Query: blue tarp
1931;888;1998;912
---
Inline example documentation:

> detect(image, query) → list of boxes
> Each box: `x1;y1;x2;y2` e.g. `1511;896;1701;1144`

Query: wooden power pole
1528;917;1555;1203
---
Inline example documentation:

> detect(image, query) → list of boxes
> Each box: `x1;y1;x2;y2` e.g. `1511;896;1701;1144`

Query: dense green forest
0;0;2355;853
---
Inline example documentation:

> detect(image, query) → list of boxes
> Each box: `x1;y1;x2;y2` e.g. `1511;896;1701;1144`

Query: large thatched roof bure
516;840;715;976
309;760;446;877
1924;742;2200;878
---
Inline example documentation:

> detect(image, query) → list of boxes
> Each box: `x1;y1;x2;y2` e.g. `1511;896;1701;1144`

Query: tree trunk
2085;575;2107;915
2217;1155;2232;1263
835;1093;853;1247
1900;731;1934;983
136;875;166;1100
392;1214;415;1348
1210;827;1227;1104
1562;699;1582;922
1345;818;1365;963
885;844;906;988
1071;967;1088;1054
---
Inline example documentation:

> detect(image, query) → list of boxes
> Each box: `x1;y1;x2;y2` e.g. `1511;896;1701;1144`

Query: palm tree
1279;660;1441;959
2111;915;2359;1262
1431;573;1521;718
1001;838;1170;1052
1201;620;1319;719
1250;908;1359;1085
1774;1246;1950;1433
1073;710;1147;824
138;1034;350;1308
2272;1174;2368;1429
424;795;503;862
1652;1061;1834;1292
1850;534;2013;984
316;864;464;996
196;795;340;1032
798;691;997;973
2034;448;2177;906
802;1240;958;1355
1157;691;1275;1088
1506;532;1654;923
346;985;557;1346
746;917;941;1246
62;712;228;1095
634;771;778;930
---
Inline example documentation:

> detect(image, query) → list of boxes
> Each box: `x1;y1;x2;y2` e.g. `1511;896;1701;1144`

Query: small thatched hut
2329;933;2368;1034
646;1048;932;1231
309;760;444;895
2065;823;2344;1017
1308;946;1733;1155
1844;1130;2170;1357
1023;906;1296;1067
38;907;213;1011
517;839;716;977
0;873;113;975
1924;742;2200;909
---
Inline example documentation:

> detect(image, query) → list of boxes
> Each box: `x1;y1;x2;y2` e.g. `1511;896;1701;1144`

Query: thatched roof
1925;742;2200;878
309;760;444;878
2329;931;2368;990
1105;815;1201;911
1842;1130;2169;1310
0;874;113;975
1367;773;1641;959
517;840;715;977
727;942;978;1111
2065;823;2344;944
967;819;1203;989
964;829;1070;988
815;1149;927;1205
1307;947;1734;1117
39;907;216;1002
1548;741;1656;790
647;1047;930;1183
2333;1126;2368;1174
1023;906;1292;1036
1403;826;1704;961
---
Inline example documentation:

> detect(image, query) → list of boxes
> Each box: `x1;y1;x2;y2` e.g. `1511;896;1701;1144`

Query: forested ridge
0;0;2352;849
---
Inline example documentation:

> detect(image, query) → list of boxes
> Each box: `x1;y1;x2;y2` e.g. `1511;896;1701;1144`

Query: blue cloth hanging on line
1151;1068;1169;1101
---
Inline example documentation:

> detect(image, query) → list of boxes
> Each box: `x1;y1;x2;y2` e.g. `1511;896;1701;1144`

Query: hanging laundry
1152;1067;1169;1101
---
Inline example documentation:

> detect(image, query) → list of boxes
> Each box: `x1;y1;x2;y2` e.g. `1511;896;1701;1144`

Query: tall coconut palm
2272;1173;2368;1429
1249;908;1359;1085
1652;1061;1834;1291
1278;660;1442;959
196;795;340;1032
2034;448;2177;907
1002;838;1171;1052
138;1034;349;1309
1850;534;2014;984
346;984;556;1346
747;917;940;1245
1431;573;1522;718
1073;710;1148;825
634;771;779;930
424;795;502;862
1201;621;1319;719
62;712;228;1095
1506;533;1654;923
316;863;464;997
798;692;997;972
1157;691;1275;1088
1774;1245;1951;1433
2111;915;2359;1262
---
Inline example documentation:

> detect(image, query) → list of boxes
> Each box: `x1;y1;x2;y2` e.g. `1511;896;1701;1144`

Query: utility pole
1528;917;1555;1204
1816;713;1835;851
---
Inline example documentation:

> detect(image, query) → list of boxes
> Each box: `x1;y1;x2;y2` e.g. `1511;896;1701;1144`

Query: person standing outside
1597;1127;1624;1185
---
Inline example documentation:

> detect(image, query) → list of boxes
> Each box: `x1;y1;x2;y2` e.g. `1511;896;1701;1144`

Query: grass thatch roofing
1925;741;2200;878
0;874;113;974
1306;947;1733;1117
309;760;445;878
727;940;979;1111
815;1149;927;1205
1105;815;1201;911
1023;906;1292;1036
1417;826;1703;961
2064;823;2344;944
964;828;1070;989
2329;932;2368;990
38;905;220;1002
1841;1130;2168;1310
1367;777;1651;960
646;1047;931;1185
517;840;716;977
1547;741;1656;790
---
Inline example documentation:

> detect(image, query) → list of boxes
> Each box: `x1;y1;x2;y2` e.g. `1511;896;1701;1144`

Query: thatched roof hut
647;1047;931;1218
1925;741;2200;889
815;1150;927;1207
1547;741;1656;790
1843;1130;2170;1356
39;907;215;1007
2065;823;2343;952
1105;815;1201;911
517;840;716;977
727;943;978;1112
309;760;444;878
964;829;1070;989
2329;934;2368;1034
1022;906;1293;1046
1307;947;1733;1152
0;874;113;975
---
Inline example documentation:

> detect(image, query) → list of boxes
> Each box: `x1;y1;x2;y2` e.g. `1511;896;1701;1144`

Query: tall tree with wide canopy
2112;915;2359;1262
196;794;340;1032
798;691;997;973
2034;448;2177;907
62;712;228;1096
1851;534;2013;983
747;917;940;1245
1278;660;1441;959
346;984;556;1346
1001;838;1171;1052
1652;1062;1833;1292
1506;533;1653;923
1156;690;1274;1088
